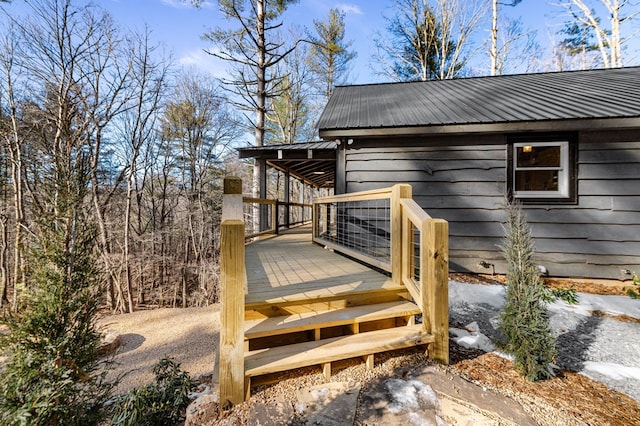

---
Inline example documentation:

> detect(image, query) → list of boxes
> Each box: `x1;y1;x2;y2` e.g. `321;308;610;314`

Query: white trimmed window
512;141;570;199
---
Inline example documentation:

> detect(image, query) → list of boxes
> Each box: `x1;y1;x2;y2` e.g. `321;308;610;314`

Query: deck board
245;226;401;306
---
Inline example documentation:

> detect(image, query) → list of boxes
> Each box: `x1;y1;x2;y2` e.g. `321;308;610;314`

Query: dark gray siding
341;130;640;279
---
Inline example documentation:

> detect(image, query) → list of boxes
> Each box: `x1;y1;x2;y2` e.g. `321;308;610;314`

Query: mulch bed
452;350;640;426
450;272;632;296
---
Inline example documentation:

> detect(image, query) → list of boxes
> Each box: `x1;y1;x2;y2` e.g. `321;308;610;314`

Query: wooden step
244;324;433;378
244;300;420;340
245;287;410;320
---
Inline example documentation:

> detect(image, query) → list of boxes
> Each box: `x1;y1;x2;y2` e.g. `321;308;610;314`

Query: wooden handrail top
243;196;277;205
314;185;399;204
400;198;432;224
243;197;312;208
278;201;312;208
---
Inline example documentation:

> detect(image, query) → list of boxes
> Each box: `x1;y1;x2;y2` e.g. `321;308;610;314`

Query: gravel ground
449;287;640;402
97;304;220;395
99;281;640;407
553;311;640;400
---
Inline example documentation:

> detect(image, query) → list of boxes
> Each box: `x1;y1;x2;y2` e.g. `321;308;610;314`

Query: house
314;67;640;280
224;66;639;405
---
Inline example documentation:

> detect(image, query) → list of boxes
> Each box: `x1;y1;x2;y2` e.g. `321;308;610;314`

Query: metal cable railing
313;188;397;272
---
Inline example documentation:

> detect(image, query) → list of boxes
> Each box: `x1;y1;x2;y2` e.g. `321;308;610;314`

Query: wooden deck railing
219;179;312;406
313;184;449;363
243;197;312;239
220;179;448;406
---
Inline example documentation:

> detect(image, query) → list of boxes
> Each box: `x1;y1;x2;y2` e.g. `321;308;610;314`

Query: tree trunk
0;214;9;306
124;175;135;314
7;110;26;312
490;0;498;76
609;0;622;67
182;238;189;308
252;0;267;232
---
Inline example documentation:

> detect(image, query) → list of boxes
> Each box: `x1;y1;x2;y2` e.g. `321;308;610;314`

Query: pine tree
0;152;114;424
500;200;556;381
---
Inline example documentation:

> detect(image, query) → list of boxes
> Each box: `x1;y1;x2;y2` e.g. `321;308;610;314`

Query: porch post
258;159;268;232
219;177;246;406
391;184;412;286
423;219;449;364
284;171;290;229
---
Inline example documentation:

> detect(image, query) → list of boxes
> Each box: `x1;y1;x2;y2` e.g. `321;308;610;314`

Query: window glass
515;170;559;191
513;141;569;199
516;145;560;167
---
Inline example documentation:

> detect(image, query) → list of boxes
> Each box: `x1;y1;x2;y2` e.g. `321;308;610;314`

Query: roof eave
319;117;640;140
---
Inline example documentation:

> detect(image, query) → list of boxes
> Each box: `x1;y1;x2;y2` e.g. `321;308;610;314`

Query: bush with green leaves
0;215;114;425
544;287;579;305
624;273;640;299
500;200;556;382
110;357;193;426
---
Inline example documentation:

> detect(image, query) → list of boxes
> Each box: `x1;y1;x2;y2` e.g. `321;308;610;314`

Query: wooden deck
245;226;409;318
218;179;448;405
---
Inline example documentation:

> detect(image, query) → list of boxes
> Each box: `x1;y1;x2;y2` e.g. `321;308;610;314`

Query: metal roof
238;141;337;152
237;141;337;188
318;67;640;138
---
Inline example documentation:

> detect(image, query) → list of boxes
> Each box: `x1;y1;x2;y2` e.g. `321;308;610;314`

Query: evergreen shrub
500;200;557;381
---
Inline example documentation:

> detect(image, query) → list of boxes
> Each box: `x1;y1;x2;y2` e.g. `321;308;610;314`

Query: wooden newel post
424;218;449;364
219;177;246;407
391;184;412;286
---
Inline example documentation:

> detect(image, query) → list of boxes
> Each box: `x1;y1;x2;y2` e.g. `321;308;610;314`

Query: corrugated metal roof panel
238;141;337;152
318;67;640;131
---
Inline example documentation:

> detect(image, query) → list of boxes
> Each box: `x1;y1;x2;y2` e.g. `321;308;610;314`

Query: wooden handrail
279;201;312;208
399;198;449;364
314;186;395;204
242;196;277;205
313;185;449;364
243;197;313;239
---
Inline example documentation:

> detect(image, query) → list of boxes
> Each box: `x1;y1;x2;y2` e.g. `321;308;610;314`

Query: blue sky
2;1;636;83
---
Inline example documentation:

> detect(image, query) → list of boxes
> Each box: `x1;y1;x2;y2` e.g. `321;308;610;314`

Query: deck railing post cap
224;177;243;195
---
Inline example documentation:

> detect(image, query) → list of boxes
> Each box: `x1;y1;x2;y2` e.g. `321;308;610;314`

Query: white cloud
161;0;215;9
161;0;189;8
178;48;229;79
336;3;363;15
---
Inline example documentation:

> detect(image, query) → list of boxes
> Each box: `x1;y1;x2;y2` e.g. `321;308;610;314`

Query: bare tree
162;70;240;306
556;0;640;68
490;15;540;75
373;0;487;81
489;0;540;76
115;30;170;313
194;0;301;208
553;20;602;70
266;31;314;144
0;28;27;307
434;0;488;79
0;0;154;313
0;213;8;306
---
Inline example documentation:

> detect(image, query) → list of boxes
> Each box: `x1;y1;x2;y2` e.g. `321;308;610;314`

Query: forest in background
1;0;638;313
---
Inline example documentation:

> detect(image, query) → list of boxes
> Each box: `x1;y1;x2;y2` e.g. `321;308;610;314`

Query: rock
248;401;296;426
98;330;121;356
185;392;220;426
296;381;361;426
415;365;537;426
358;377;442;425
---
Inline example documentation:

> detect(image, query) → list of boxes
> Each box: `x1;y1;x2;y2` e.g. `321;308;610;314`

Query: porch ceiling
237;141;337;189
